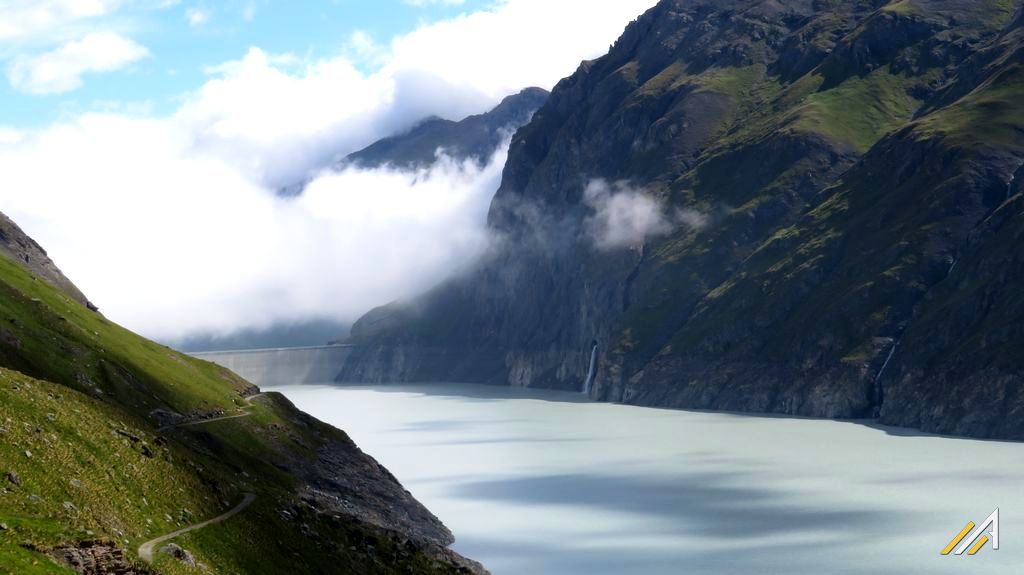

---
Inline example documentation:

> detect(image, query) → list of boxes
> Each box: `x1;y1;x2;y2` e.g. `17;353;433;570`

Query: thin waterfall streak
873;339;899;417
876;342;898;386
583;343;598;396
1008;163;1022;200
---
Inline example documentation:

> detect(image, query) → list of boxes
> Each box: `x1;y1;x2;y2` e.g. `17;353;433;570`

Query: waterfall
872;339;899;417
1008;161;1024;200
582;342;598;396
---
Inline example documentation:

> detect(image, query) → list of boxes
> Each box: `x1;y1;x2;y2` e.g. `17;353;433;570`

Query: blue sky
0;0;658;340
0;0;492;127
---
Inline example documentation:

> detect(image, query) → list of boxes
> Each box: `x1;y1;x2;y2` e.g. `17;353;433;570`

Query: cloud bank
0;0;658;342
0;116;505;340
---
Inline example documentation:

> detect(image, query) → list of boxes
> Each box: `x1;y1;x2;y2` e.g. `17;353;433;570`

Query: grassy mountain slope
341;0;1024;439
636;4;1024;432
0;216;482;573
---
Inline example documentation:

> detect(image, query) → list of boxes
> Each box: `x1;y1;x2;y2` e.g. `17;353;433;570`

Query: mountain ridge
277;87;549;198
343;87;550;170
340;0;1024;440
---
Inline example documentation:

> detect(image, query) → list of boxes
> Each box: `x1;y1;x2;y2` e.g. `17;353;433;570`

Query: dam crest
193;345;356;387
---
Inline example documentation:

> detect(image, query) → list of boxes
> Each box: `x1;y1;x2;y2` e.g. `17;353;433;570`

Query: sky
0;0;496;127
0;0;659;343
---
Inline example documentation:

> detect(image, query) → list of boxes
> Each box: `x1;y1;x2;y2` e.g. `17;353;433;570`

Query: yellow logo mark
942;509;999;556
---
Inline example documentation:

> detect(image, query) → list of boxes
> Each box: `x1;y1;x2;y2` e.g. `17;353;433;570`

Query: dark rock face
219;391;466;555
0;211;97;311
344;87;550;170
294;424;455;546
342;0;1024;439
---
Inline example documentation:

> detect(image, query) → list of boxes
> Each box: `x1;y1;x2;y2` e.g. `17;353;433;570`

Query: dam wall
193;345;355;387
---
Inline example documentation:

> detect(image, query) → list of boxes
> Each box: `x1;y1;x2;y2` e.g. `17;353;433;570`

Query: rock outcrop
51;541;151;575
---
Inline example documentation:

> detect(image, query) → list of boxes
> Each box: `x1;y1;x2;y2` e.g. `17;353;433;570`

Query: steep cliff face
343;0;1024;439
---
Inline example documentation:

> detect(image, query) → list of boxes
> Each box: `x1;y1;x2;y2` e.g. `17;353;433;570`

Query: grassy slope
0;252;467;573
0;255;249;417
787;67;922;152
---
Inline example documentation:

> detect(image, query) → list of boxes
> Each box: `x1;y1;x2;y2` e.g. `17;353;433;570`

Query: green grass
697;65;766;100
0;368;224;574
882;0;921;16
916;63;1024;147
0;368;466;574
0;254;249;418
636;59;689;96
787;68;920;152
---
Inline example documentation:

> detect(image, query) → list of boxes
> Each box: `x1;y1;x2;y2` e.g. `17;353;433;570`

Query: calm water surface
268;382;1024;575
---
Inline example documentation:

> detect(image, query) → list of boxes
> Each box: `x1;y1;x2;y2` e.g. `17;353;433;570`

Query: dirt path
139;393;267;561
138;492;257;563
160;393;265;432
175;412;252;428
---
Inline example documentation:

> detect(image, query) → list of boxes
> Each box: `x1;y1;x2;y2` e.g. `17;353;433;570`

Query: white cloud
675;207;709;231
0;0;659;341
7;31;148;94
185;7;209;27
0;0;123;41
177;46;396;188
169;0;658;189
0;117;504;340
404;0;466;6
385;0;656;105
346;30;388;67
583;180;711;250
584;180;672;250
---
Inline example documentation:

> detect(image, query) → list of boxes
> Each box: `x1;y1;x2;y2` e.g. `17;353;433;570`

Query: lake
264;382;1024;574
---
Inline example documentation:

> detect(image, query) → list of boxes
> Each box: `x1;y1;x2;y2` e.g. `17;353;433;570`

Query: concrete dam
193;345;355;387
